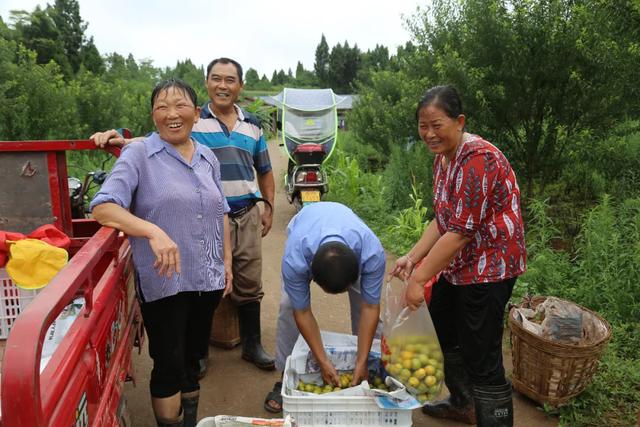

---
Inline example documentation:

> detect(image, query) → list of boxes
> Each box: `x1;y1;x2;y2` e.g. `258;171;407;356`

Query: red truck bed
0;140;140;426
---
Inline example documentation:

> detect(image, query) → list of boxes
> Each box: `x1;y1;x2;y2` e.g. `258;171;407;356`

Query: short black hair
416;85;463;121
150;77;198;110
311;241;359;294
206;57;243;82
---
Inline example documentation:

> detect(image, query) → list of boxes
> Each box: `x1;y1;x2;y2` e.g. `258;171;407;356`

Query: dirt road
123;140;557;426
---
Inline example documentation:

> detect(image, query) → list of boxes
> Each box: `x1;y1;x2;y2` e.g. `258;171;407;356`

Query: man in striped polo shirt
90;58;276;372
195;58;275;371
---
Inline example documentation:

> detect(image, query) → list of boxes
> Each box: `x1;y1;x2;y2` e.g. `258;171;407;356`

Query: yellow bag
5;239;68;289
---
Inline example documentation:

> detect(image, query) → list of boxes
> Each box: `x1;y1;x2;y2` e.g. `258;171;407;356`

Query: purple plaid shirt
90;132;230;302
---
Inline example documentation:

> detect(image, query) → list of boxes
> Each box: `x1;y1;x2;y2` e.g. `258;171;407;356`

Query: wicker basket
210;297;241;349
508;296;611;407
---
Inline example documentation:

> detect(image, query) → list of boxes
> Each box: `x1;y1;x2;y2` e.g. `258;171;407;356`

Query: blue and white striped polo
192;103;272;212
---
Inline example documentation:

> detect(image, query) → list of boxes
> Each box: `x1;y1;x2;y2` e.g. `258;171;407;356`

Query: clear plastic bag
381;278;444;404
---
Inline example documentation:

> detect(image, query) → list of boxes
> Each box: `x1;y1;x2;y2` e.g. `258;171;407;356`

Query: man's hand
261;206;273;237
90;129;126;148
256;171;274;236
223;259;233;297
354;302;380;385
319;359;340;387
293;307;339;385
351;360;369;386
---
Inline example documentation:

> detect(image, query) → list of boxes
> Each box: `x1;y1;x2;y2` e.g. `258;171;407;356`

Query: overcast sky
0;0;423;77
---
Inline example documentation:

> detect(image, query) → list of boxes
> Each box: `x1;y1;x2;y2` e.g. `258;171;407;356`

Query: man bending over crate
264;201;384;413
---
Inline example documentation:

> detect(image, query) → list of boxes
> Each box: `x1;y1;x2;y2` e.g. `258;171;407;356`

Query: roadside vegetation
324;2;640;424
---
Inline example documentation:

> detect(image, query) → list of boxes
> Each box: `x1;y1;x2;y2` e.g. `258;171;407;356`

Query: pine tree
314;34;330;86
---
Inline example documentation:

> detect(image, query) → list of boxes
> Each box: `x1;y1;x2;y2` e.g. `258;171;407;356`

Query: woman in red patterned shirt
391;86;526;427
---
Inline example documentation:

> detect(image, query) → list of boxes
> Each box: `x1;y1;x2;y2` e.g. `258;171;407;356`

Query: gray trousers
275;282;382;372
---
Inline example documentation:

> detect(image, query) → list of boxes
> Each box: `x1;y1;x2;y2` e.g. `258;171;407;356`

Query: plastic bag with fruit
381;278;445;404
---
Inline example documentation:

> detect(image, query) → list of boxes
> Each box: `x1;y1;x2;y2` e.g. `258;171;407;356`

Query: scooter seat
292;143;326;165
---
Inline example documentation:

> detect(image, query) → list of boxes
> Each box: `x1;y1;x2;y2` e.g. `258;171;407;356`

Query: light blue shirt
90;132;230;302
282;202;385;310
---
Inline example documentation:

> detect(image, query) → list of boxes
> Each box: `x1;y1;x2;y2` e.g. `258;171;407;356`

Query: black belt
229;203;255;218
228;198;272;219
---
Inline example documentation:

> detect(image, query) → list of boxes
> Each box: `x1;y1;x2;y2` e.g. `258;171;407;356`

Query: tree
294;61;316;87
10;7;72;76
351;68;429;154
0;39;80;140
80;36;104;74
50;0;86;73
125;53;138;74
167;59;207;102
0;3;161;141
328;41;361;93
362;44;390;72
295;61;305;80
271;69;288;86
277;69;287;85
391;41;417;71
103;52;126;81
358;44;391;86
314;34;330;86
0;16;11;39
404;0;640;197
244;67;260;88
252;73;272;91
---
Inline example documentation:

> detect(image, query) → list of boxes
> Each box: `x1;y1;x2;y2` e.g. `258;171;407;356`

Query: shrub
349;69;428;155
518;197;640;427
324;148;390;231
383;142;434;210
384;186;429;254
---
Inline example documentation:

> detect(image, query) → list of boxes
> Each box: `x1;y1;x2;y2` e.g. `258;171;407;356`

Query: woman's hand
389;254;415;281
404;276;426;311
148;228;180;278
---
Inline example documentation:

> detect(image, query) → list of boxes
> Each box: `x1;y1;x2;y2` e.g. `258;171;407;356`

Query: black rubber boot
473;381;514;427
197;358;207;380
238;302;275;370
422;351;476;425
181;391;199;427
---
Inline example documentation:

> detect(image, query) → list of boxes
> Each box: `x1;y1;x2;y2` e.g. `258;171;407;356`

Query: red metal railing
1;227;133;425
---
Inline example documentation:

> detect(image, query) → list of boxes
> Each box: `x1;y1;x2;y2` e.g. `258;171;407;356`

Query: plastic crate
196;416;292;427
282;356;412;427
0;268;41;339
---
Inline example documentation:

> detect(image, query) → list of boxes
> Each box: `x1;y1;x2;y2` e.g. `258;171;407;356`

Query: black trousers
141;290;223;398
429;276;516;386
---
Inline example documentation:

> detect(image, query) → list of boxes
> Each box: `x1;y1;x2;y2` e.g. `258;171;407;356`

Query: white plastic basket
282;356;413;427
0;268;41;339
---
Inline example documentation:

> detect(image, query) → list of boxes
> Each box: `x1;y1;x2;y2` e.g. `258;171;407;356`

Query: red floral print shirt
433;133;526;284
